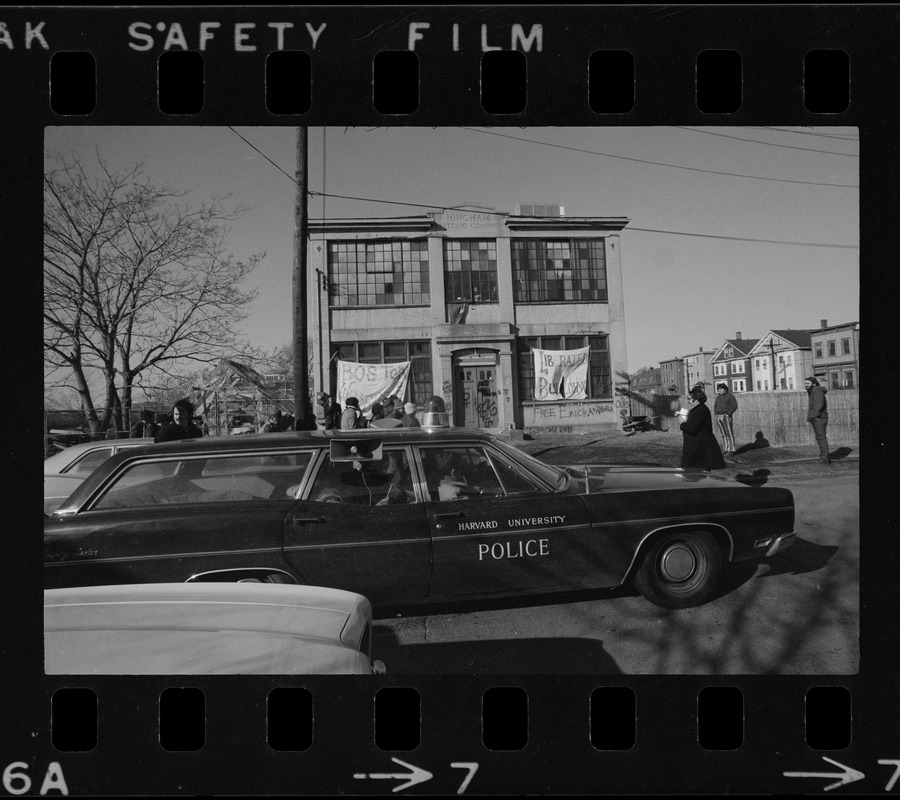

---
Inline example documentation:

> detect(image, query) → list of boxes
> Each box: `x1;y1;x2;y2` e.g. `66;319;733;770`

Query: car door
419;443;595;599
44;450;315;589
281;446;432;605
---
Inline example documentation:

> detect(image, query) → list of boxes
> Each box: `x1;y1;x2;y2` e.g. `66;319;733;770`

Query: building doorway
452;351;499;429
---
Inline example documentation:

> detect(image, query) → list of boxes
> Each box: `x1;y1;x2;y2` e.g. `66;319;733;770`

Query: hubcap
660;544;697;583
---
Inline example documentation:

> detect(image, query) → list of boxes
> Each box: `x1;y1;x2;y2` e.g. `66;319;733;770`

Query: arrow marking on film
784;756;865;791
354;758;433;793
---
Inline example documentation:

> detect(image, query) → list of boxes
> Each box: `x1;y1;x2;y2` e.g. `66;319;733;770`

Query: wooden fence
628;389;859;448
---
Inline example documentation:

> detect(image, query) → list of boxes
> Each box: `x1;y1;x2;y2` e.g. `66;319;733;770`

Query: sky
44;125;859;375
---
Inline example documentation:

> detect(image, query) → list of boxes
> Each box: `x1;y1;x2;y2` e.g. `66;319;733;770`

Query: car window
486;452;544;496
91;452;313;510
306;447;417;506
65;448;114;476
420;445;516;501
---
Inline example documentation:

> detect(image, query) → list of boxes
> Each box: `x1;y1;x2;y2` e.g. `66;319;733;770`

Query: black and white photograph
43;125;859;676
4;3;892;795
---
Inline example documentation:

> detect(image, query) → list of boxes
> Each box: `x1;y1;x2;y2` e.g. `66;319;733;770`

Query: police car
45;406;795;610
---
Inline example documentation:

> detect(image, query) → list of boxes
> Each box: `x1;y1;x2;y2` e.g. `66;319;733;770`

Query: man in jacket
340;397;362;429
805;377;831;464
713;383;738;455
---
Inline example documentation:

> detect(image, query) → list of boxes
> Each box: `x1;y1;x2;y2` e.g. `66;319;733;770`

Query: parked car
44;582;386;675
44;428;795;609
44;438;155;514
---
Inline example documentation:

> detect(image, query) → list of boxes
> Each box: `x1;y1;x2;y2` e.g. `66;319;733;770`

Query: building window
331;340;433;403
756;380;761;391
764;380;769;391
830;371;840;389
517;334;611;400
714;363;726;376
780;378;787;390
511;238;608;302
733;379;746;392
788;377;794;389
755;359;760;371
828;340;836;357
842;338;851;355
731;361;745;374
327;240;430;307
815;343;823;359
845;370;855;388
443;239;498;303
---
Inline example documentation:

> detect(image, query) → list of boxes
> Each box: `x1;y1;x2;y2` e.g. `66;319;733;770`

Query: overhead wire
673;126;858;157
456;127;858;188
227;126;859;250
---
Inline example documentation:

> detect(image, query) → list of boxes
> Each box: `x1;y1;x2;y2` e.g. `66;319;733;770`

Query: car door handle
290;515;328;525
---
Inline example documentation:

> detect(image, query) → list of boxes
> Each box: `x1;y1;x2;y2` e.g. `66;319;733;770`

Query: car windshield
491;439;568;491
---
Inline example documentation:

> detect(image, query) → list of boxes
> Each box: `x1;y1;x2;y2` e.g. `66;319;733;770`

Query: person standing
341;397;362;430
401;402;421;428
805;377;831;464
130;410;159;439
677;386;726;470
155;399;204;442
321;395;341;430
713;383;738;455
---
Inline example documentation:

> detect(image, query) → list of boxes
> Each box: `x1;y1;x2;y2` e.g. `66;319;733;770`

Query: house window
328;239;430;307
443;239;498;303
842;338;851;355
830;371;840;389
714;363;726;376
780;378;787;390
845;371;855;388
764;380;769;390
731;361;745;374
724;347;734;358
828;340;836;357
511;238;608;302
755;359;761;370
733;379;746;392
788;377;794;389
331;340;433;403
756;380;761;391
517;334;611;400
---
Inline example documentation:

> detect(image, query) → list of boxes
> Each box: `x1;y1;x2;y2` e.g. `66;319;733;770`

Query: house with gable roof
708;332;759;393
746;329;814;391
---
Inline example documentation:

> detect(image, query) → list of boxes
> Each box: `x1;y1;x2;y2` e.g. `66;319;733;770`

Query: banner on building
336;360;412;412
533;346;590;400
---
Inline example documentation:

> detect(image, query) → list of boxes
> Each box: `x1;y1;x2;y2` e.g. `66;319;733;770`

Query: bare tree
44;151;263;434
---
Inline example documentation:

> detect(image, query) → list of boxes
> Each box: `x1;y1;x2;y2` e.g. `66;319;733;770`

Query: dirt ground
504;428;859;482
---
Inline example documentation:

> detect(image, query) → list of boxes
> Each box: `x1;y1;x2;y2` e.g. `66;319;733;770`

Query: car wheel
634;530;722;609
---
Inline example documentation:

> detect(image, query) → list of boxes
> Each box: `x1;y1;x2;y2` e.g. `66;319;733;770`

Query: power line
628;226;858;249
752;126;859;141
227;127;858;250
227;126;296;183
457;127;859;188
674;126;858;157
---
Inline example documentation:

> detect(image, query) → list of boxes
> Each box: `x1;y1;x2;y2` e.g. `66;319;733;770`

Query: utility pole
293;127;312;428
768;337;777;391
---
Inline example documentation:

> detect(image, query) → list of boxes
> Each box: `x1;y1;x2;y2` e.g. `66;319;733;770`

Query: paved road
373;474;858;675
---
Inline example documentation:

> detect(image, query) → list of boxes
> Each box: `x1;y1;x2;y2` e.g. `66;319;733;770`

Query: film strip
4;3;886;795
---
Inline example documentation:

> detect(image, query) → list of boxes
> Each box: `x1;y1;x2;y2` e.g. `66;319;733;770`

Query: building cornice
504;216;630;233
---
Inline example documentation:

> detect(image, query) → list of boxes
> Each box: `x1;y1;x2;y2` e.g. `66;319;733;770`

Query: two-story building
747;330;813;391
708;333;758;393
682;347;715;391
307;208;630;432
811;319;859;388
659;357;685;396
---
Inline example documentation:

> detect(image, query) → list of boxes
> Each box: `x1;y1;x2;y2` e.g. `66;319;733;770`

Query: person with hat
340;397;362;430
805;377;831;464
713;383;738;455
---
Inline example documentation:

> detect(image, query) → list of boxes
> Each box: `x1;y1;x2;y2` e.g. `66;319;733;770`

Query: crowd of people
318;393;420;431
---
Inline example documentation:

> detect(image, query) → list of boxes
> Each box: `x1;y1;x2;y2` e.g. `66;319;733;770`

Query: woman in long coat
678;386;727;470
